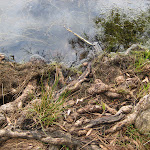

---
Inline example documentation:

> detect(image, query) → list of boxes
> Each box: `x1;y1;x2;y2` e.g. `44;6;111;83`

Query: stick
64;26;93;45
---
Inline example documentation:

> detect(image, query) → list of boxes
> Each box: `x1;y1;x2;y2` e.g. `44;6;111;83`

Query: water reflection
0;0;149;64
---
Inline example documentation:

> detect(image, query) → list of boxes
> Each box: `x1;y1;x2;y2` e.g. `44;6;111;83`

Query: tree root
84;104;136;129
56;63;91;99
0;80;36;125
0;127;78;148
106;94;150;133
84;113;125;128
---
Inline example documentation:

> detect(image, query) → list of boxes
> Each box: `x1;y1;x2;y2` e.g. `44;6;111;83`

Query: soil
0;52;150;150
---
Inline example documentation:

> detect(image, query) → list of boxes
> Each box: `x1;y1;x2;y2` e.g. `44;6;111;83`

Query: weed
132;50;150;72
117;88;130;95
125;124;141;141
125;124;150;149
101;101;106;114
136;82;150;99
29;77;69;129
60;145;70;150
115;124;150;149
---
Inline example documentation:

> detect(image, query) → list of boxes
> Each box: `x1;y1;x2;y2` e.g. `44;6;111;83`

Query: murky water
0;0;150;64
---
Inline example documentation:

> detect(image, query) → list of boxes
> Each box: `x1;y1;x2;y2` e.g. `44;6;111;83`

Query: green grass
29;77;69;129
125;124;150;149
132;50;150;72
115;124;150;149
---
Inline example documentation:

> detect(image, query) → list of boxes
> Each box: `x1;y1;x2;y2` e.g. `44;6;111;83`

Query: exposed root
0;80;36;112
84;113;125;128
55;65;65;86
106;94;150;133
0;80;36;125
56;62;91;98
0;127;78;148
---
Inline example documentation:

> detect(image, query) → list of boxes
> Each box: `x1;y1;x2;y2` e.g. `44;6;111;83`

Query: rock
0;53;9;62
29;54;47;64
135;108;150;134
125;44;138;55
115;76;125;85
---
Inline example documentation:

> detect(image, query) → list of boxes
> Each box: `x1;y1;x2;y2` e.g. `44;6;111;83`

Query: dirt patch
0;138;46;150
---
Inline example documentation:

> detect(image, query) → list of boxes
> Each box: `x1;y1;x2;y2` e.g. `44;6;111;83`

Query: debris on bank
0;44;150;150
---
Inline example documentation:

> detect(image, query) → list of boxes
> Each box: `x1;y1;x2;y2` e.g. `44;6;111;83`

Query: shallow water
0;0;149;64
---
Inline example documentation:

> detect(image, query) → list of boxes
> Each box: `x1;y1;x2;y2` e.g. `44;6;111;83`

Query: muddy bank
0;46;150;149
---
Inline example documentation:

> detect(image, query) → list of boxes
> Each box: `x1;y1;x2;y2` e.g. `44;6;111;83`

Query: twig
143;140;150;146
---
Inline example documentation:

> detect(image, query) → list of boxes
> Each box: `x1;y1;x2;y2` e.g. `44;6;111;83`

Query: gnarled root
56;63;91;98
106;94;150;133
0;127;78;149
0;80;36;125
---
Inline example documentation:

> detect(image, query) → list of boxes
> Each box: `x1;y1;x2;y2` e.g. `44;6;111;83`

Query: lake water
0;0;150;65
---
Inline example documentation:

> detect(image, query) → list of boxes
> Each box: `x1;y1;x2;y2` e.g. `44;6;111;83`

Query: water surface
0;0;149;64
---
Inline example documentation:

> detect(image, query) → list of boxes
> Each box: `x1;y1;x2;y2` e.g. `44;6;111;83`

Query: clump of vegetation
125;124;150;149
132;50;150;71
29;78;68;129
94;8;150;52
69;8;150;54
